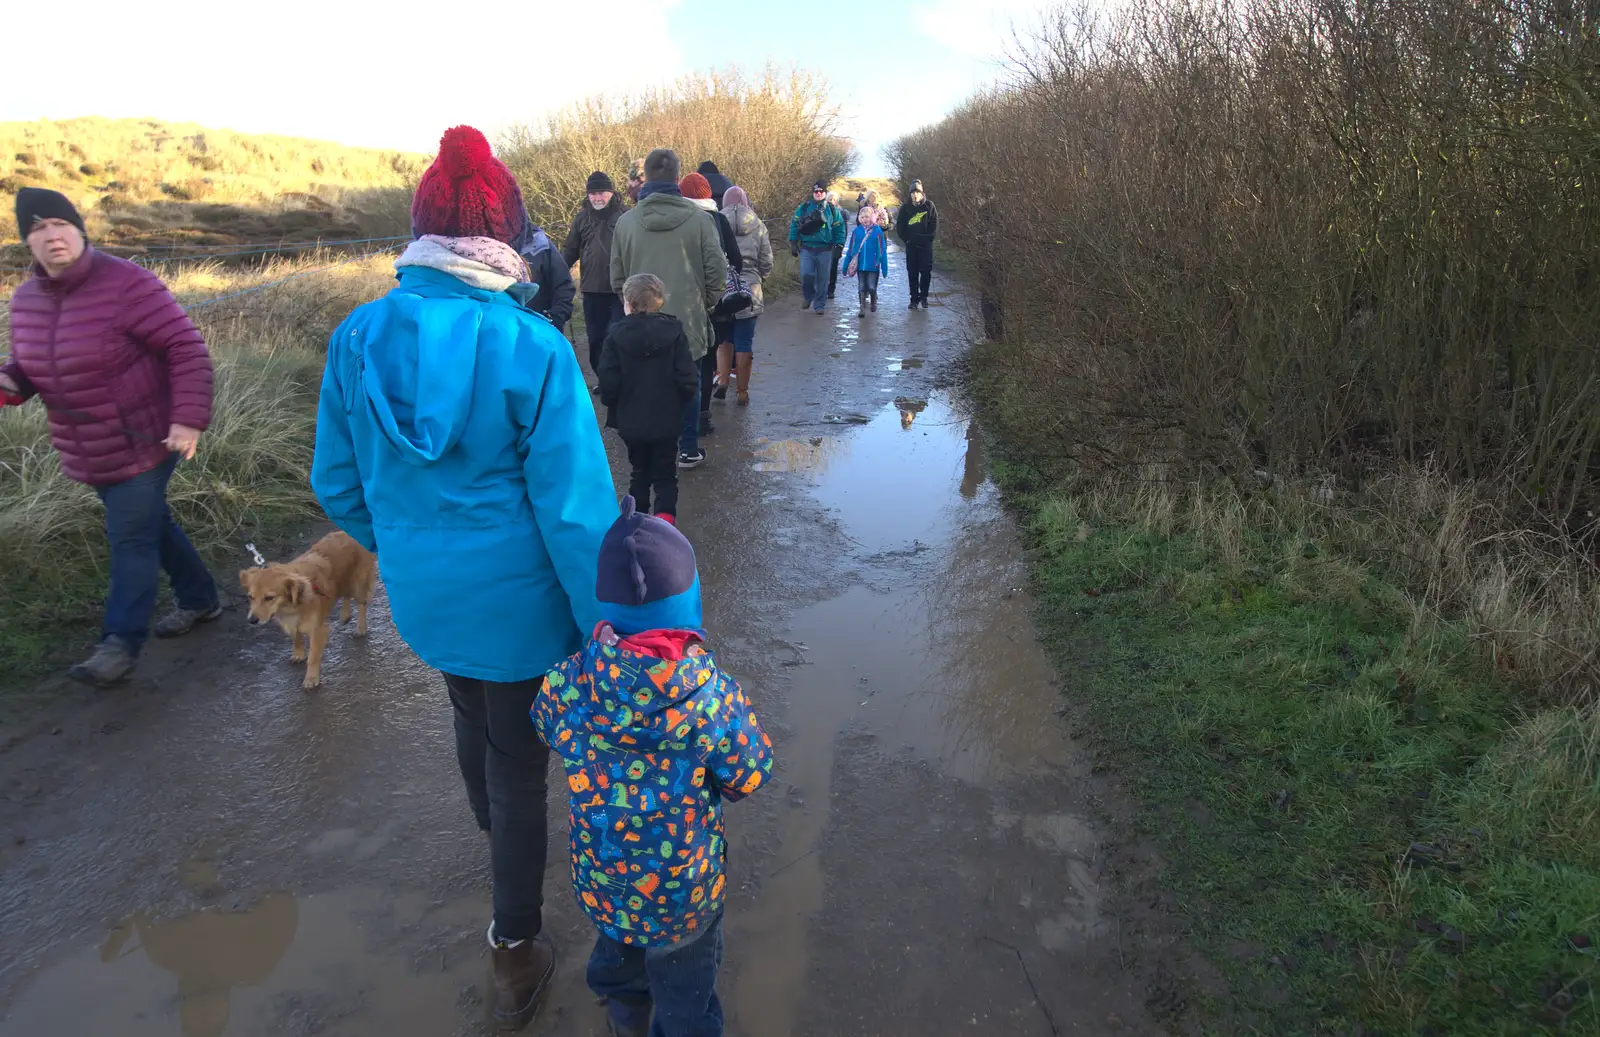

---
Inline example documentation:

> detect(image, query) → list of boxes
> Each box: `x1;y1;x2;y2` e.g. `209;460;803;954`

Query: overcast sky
6;0;1056;178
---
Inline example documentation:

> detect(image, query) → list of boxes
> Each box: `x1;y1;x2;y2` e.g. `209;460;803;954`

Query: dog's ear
239;569;255;591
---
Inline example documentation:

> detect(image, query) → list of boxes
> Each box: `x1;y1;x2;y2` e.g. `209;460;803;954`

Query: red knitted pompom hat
410;126;527;244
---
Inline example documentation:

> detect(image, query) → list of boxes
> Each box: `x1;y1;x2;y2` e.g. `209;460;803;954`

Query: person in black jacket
563;171;627;376
696;161;733;208
895;178;939;308
597;274;698;524
513;215;577;328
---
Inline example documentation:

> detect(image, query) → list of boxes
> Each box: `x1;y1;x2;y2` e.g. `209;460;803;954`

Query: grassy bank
0;117;420;249
973;349;1599;1033
0;251;397;675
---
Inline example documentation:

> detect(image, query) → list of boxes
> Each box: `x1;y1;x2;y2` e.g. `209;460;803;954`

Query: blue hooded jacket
842;222;890;276
311;264;619;682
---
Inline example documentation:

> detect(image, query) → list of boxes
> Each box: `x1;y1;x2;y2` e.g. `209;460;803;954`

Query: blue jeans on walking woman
588;912;725;1037
95;454;218;655
799;248;832;312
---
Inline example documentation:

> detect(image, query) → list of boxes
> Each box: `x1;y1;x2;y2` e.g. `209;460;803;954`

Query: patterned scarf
420;235;528;280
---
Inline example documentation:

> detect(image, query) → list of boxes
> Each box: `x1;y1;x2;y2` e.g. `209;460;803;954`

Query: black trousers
827;245;842;297
582;291;625;375
626;436;680;517
905;241;934;302
699;352;717;419
444;672;551;941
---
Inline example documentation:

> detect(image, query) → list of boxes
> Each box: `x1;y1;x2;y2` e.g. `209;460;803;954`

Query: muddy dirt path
0;246;1157;1036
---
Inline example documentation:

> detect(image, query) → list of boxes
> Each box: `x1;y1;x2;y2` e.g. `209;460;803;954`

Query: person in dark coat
513;217;576;329
696;161;733;208
597;274;698;523
1;188;220;687
895;178;939;308
563;171;626;376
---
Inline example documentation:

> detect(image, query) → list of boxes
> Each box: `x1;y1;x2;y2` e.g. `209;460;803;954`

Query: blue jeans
588;913;724;1037
94;454;217;654
678;373;701;456
799;248;832;311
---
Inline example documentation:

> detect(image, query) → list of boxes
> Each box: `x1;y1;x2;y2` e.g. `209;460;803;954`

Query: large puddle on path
733;395;1086;1035
0;888;487;1036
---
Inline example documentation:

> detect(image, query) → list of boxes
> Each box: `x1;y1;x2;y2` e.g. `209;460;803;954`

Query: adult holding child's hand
311;126;618;1033
2;188;221;688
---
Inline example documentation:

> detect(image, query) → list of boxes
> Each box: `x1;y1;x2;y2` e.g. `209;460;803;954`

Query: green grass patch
981;435;1600;1030
1009;474;1600;1032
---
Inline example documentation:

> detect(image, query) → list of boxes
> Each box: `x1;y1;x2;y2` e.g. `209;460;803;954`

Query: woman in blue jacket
841;208;891;317
311;126;616;1032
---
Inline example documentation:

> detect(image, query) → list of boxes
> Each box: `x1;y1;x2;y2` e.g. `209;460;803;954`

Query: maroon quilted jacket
1;248;213;486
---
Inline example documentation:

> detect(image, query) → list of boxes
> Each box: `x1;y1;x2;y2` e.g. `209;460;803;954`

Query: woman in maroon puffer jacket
1;188;221;686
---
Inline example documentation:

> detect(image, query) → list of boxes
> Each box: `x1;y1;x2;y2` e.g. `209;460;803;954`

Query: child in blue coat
841;209;890;317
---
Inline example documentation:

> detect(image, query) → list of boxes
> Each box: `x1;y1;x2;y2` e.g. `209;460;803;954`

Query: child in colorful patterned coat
532;497;773;1037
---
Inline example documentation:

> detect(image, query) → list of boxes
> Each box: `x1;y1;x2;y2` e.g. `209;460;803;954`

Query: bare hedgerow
896;0;1600;700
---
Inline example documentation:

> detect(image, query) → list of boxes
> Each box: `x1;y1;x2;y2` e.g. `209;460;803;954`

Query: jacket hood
516;225;554;259
633;192;700;231
727;205;762;236
362;266;515;466
570;630;722;739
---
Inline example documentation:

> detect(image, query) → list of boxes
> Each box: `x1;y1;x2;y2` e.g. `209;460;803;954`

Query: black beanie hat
586;170;616;193
16;187;86;241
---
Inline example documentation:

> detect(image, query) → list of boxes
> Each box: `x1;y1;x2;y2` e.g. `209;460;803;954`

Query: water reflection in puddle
3;888;485;1036
731;393;1080;1033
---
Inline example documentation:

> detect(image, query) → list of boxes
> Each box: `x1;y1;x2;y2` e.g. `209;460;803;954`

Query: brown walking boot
487;925;555;1031
735;352;753;406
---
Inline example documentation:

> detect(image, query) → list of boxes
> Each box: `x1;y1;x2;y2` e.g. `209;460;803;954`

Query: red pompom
437;126;493;181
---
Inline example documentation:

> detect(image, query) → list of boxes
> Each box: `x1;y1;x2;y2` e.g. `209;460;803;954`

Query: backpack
797;203;826;236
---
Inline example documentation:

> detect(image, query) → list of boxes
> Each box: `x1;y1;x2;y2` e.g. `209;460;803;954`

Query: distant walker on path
788;181;847;315
896;178;939;309
563;170;627;377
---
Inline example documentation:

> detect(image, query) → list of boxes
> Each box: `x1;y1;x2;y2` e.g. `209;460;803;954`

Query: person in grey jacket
714;186;773;406
563;171;626;374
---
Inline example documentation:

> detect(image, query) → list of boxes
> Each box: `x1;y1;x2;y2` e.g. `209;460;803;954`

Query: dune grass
0;117;422;250
0;251;398;676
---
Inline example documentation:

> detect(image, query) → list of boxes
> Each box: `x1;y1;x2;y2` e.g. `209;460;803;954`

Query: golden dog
239;532;377;689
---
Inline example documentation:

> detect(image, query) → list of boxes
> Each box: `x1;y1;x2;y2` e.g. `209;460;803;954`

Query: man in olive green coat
609;148;728;469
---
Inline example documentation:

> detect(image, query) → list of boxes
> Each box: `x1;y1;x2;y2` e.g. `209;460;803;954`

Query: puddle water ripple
732;395;1090;1035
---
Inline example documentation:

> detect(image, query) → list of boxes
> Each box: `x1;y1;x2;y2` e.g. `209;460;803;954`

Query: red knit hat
410;126;527;244
678;173;712;200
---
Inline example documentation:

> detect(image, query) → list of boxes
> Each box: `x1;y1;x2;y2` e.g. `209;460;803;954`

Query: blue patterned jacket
533;624;774;947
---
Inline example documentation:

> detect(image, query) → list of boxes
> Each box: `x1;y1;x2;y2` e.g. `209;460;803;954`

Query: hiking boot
870;295;878;312
677;449;707;470
488;927;555;1031
153;603;223;639
68;638;136;687
908;299;919;310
